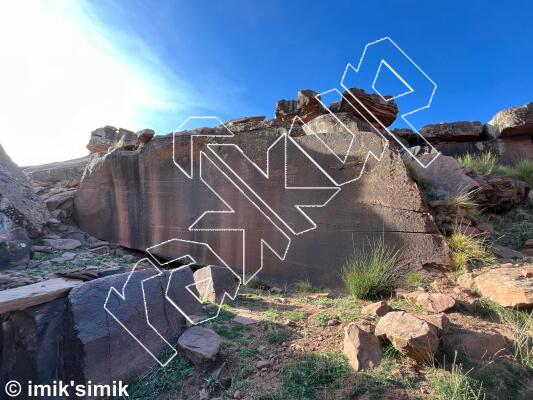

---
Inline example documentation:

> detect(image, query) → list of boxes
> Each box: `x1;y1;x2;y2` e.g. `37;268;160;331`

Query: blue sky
1;0;532;165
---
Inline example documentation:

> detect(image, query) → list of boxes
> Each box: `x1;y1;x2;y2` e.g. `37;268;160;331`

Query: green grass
497;159;533;187
315;311;336;327
341;238;403;299
458;152;498;175
262;321;291;345
107;354;193;399
351;346;415;400
475;298;533;368
446;232;495;270
479;204;533;250
254;352;351;400
408;271;431;290
293;278;318;293
388;297;424;313
457;152;533;187
429;361;485;400
282;309;309;322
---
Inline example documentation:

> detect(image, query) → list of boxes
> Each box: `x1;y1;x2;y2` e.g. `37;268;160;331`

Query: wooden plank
0;278;82;314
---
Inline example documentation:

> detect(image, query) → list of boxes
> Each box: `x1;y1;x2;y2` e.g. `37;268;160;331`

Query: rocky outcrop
75;113;451;287
474;265;533;308
0;143;50;237
23;155;91;187
408;154;529;211
485;102;533;138
275;87;398;127
87;126;137;153
397;103;533;164
339;88;398;127
420;121;483;143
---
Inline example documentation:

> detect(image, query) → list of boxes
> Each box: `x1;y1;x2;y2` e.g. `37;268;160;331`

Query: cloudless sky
1;0;532;165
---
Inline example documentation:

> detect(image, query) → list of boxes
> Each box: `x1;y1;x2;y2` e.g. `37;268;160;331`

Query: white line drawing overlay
104;36;440;365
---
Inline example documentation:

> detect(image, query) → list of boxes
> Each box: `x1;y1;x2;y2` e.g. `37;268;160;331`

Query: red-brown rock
343;322;382;371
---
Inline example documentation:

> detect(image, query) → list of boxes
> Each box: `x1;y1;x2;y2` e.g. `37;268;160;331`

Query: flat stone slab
0;277;82;314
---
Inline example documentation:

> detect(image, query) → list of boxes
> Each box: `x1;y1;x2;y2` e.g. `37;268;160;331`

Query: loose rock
375;311;438;363
416;293;456;313
475;266;533;308
343;322;382;371
178;326;221;364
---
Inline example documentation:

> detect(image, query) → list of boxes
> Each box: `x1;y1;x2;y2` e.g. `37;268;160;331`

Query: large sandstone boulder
485;102;533;138
375;311;438;363
87;126;138;153
420;121;483;143
0;143;50;237
475;266;533;308
75;114;451;287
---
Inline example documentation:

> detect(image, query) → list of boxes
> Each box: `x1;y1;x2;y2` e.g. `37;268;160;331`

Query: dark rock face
0;298;68;395
0;227;32;269
420;121;483;143
67;265;201;385
0;143;50;237
275;99;298;122
75;115;451;287
340;88;398;127
0;267;202;389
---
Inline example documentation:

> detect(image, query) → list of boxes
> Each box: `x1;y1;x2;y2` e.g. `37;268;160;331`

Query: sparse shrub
282;309;309;322
408;271;430;289
497;159;533;187
458;152;533;187
458;152;497;175
315;311;335;327
293;278;317;293
430;360;485;400
446;232;495;270
447;188;479;214
341;238;402;299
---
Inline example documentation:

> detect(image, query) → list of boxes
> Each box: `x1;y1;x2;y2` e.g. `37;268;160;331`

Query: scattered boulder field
0;88;531;398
